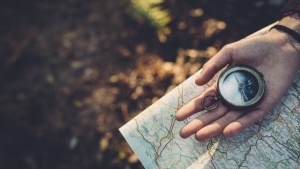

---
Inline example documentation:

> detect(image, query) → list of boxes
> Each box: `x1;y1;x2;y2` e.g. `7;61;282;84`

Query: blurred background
0;0;285;168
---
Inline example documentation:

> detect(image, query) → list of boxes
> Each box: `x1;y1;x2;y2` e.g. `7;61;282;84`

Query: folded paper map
119;23;300;169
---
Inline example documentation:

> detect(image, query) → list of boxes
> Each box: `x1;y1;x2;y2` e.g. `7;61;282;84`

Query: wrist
279;13;300;33
273;13;300;51
268;29;300;53
267;25;300;68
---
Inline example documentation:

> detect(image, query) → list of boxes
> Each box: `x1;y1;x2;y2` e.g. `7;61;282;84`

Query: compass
202;65;265;110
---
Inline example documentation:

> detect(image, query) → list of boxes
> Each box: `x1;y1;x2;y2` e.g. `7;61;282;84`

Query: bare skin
175;14;300;141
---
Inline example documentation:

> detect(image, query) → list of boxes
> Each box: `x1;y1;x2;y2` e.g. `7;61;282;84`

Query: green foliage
129;0;171;32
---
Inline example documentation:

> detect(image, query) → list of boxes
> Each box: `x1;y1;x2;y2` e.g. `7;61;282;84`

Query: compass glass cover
221;70;259;106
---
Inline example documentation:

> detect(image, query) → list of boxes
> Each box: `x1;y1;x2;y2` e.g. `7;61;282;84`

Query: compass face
218;65;265;109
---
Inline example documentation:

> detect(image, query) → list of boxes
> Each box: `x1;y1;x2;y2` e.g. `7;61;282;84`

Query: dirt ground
0;0;284;169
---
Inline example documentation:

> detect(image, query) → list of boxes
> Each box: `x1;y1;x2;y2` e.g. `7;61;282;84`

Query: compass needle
241;89;248;102
234;74;240;83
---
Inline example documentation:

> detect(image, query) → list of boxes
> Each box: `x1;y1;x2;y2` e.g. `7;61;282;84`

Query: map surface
119;25;300;169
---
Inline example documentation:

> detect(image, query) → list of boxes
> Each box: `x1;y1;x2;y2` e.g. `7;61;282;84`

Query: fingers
179;104;268;141
223;109;268;137
175;83;218;121
193;108;268;141
179;102;229;138
196;45;233;86
195;110;243;141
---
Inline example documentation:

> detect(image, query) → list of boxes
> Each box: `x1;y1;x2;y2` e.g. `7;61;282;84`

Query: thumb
196;45;233;86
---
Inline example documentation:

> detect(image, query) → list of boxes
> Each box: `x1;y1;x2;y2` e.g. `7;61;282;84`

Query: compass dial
218;65;265;110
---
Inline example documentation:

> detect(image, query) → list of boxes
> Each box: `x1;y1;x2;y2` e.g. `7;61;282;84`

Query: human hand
175;19;300;141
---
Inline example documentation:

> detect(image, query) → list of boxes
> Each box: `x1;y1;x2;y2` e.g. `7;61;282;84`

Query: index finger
196;45;234;86
175;83;218;121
